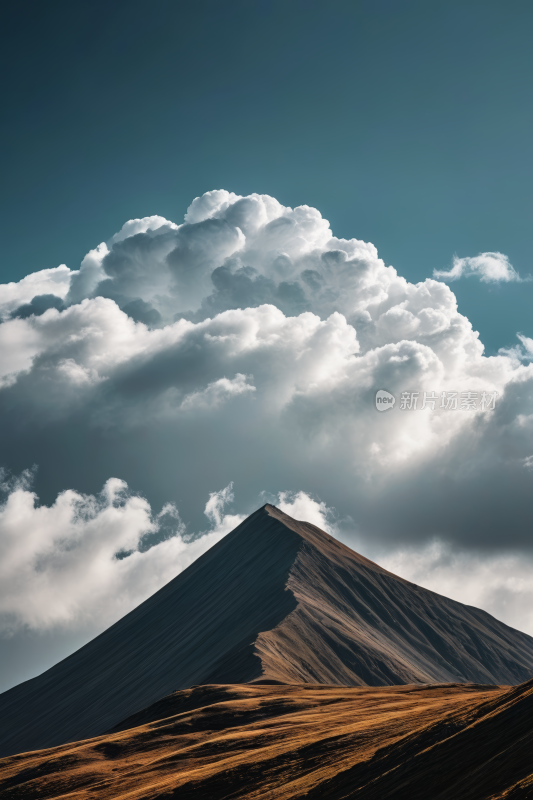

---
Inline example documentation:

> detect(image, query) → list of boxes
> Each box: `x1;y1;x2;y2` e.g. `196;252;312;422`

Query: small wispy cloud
434;252;524;283
498;333;533;361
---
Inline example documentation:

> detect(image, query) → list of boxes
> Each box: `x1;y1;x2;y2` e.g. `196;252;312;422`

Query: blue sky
1;0;533;692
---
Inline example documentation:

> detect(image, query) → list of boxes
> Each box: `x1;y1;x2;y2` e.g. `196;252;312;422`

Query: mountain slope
1;680;533;799
1;504;533;758
257;506;533;687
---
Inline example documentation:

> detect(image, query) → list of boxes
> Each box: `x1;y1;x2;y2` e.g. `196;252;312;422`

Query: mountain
2;679;533;798
1;503;533;758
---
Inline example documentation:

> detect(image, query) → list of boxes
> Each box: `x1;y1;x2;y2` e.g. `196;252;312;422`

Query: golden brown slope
1;680;532;799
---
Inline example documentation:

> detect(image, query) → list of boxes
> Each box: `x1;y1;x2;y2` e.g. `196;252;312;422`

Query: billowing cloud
1;190;533;644
433;252;523;283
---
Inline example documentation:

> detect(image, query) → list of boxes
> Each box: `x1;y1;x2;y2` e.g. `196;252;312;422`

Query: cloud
0;265;72;320
433;252;523;283
276;490;334;532
0;475;242;633
204;482;239;528
499;333;533;362
45;190;389;329
1;190;533;640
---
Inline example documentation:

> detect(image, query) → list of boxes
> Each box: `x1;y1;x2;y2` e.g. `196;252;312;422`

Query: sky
1;0;533;692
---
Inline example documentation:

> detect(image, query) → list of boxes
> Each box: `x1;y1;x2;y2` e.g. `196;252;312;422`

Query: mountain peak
263;503;393;574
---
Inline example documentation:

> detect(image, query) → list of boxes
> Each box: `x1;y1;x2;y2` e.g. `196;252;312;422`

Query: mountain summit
1;504;533;757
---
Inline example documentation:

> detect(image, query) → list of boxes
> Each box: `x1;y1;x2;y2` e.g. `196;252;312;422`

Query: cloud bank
1;189;533;638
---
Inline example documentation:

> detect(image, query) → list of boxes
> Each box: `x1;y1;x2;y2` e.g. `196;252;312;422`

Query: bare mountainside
1;504;533;758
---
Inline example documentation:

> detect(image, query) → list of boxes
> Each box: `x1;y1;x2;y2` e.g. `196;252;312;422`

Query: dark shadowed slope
1;680;532;799
1;504;533;758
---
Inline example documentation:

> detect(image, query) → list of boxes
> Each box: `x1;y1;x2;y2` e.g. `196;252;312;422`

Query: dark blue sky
1;0;532;353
